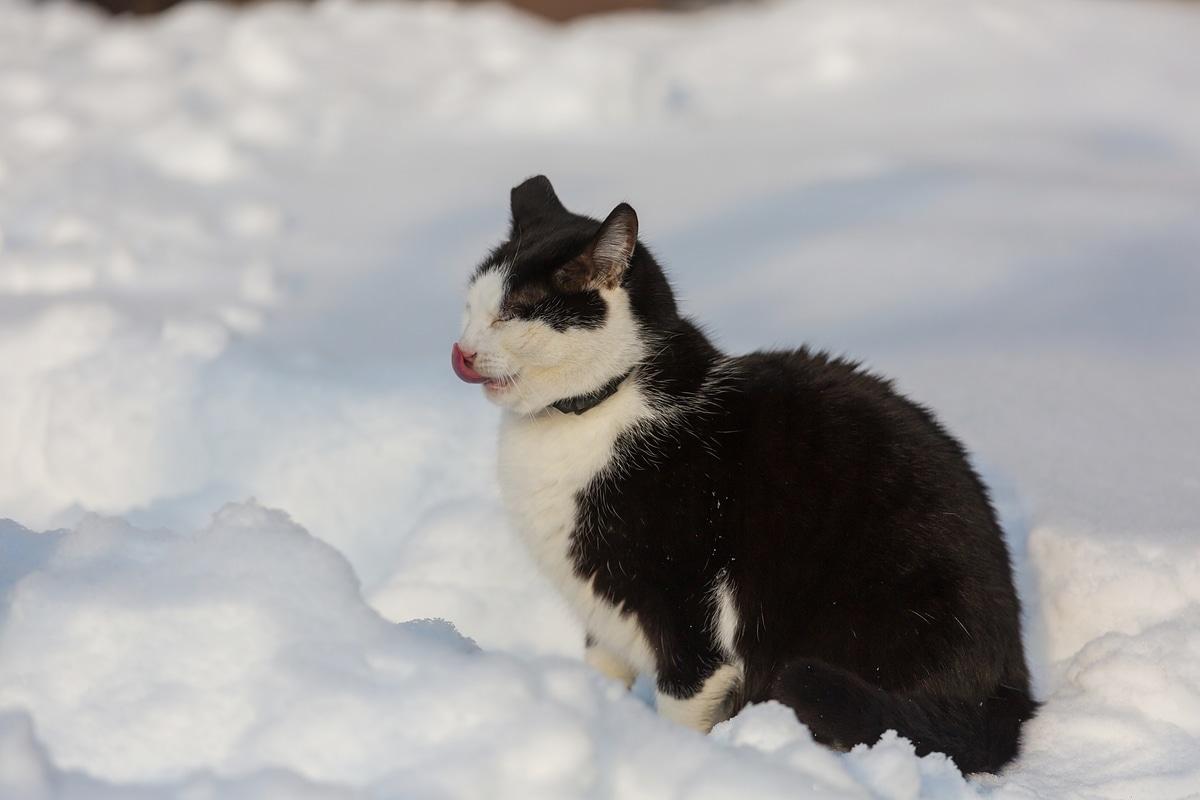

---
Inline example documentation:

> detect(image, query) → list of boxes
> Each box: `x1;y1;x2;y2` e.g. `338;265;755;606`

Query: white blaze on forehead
461;268;506;348
467;268;505;320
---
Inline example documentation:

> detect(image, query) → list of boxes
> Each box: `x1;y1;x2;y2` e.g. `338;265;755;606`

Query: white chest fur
498;384;658;675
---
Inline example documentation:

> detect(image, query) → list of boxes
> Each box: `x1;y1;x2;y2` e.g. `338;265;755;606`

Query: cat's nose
452;342;487;384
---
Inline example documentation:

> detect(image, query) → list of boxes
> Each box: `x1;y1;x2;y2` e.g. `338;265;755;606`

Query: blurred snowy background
1;0;1199;797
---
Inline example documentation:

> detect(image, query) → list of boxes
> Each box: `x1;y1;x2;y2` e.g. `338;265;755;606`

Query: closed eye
497;304;533;322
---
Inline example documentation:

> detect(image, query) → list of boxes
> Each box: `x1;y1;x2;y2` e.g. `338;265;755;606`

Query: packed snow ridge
2;0;1199;797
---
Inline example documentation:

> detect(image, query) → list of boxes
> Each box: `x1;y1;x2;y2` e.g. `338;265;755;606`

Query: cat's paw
656;663;743;733
585;644;638;689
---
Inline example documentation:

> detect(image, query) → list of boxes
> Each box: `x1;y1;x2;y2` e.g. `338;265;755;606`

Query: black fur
491;176;1037;774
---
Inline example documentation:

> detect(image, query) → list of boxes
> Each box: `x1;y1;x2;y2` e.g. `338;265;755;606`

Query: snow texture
1;0;1198;797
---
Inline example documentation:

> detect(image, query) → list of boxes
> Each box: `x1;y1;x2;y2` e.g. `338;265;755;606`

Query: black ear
510;175;567;235
589;203;638;288
554;202;639;293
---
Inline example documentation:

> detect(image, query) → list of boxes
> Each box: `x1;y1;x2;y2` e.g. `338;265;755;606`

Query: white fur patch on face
459;265;646;416
460;268;504;352
656;664;743;733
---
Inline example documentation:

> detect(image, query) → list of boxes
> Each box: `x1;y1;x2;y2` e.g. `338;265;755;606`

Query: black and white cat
452;176;1037;774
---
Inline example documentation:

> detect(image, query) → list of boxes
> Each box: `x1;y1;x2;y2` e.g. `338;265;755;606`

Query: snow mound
1006;529;1200;798
0;505;985;798
0;709;358;800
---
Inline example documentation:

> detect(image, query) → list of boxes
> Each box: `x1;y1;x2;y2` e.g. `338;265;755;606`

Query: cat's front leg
656;661;743;733
584;634;637;689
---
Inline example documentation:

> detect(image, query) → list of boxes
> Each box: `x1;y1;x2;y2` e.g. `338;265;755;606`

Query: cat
452;175;1037;774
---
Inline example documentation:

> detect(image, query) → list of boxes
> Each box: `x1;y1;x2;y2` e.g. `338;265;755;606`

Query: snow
0;505;983;798
0;0;1198;796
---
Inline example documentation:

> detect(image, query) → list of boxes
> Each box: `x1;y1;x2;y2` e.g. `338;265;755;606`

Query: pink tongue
451;343;488;384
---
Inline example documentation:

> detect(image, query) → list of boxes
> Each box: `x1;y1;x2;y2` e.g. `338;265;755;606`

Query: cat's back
729;347;934;433
721;347;980;486
701;346;1007;572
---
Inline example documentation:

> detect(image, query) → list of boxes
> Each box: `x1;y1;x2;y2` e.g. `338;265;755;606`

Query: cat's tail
769;659;1037;775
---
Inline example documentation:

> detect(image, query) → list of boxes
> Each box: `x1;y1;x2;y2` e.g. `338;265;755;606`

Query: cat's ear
510;175;566;235
553;203;638;293
589;203;638;288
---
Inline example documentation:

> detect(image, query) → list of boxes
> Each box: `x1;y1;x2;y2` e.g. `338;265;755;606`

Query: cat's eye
496;304;532;323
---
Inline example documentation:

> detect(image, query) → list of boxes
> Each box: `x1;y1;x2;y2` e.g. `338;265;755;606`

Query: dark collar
551;370;633;416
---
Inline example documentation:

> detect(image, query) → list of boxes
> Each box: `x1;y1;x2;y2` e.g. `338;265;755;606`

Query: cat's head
453;176;676;415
